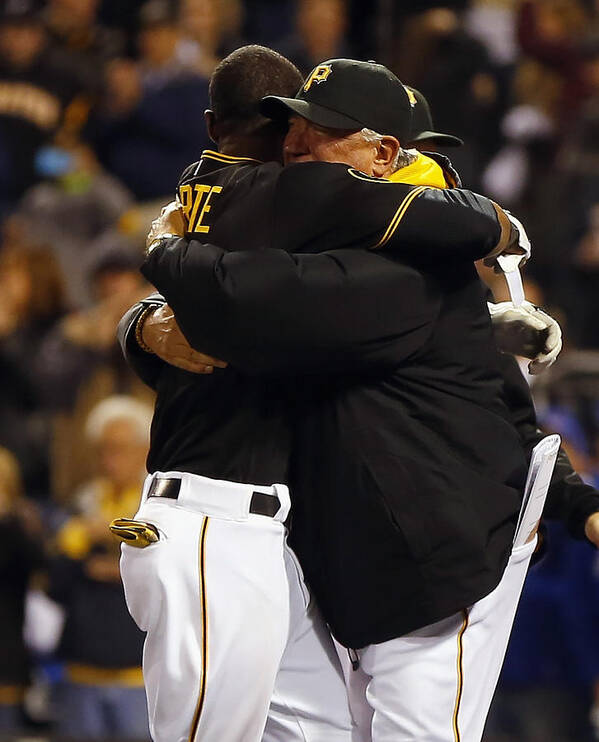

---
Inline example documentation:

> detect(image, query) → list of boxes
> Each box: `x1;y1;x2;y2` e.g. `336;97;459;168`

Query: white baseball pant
119;471;357;742
338;536;537;742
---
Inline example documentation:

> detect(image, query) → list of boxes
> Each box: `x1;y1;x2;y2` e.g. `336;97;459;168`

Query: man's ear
205;110;219;144
372;136;400;178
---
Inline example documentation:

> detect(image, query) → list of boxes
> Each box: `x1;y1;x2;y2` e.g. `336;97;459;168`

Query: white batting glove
488;300;562;374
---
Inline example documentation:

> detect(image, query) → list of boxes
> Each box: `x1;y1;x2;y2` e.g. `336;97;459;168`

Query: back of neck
217;134;281;164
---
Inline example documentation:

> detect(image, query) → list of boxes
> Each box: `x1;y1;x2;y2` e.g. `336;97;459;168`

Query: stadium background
0;0;598;739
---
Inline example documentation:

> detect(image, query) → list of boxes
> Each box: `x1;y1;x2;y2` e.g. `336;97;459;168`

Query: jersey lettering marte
179;183;223;233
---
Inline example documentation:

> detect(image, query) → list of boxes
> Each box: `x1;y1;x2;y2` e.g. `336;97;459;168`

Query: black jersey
129;155;290;485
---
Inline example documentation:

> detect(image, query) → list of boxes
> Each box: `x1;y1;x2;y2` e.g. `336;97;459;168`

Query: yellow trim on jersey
452;609;469;742
389;151;449;189
188;517;210;742
66;664;144;687
201;149;261;165
373;185;429;249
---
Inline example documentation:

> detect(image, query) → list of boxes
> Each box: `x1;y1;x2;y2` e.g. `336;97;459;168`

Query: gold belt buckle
109;518;160;548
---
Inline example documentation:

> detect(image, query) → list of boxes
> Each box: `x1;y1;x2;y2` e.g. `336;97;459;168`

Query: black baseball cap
405;86;463;148
260;58;413;144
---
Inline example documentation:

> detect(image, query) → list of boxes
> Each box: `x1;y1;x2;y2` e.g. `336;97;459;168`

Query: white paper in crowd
513;434;561;548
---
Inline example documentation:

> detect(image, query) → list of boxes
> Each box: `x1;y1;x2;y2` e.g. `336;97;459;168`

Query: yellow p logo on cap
304;64;333;92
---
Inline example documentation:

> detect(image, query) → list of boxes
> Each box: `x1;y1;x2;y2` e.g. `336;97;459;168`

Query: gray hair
360;127;416;172
85;395;153;445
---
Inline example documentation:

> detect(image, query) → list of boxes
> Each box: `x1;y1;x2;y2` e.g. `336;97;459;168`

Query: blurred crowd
0;0;598;739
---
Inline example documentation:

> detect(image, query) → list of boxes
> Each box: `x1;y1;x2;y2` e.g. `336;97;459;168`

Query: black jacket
139;152;528;647
146;240;528;647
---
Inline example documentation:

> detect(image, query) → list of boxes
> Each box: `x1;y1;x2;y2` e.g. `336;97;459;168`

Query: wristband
135;305;157;354
146;233;178;254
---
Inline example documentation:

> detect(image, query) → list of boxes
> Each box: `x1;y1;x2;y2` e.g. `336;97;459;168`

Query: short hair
209;45;303;135
85;395;153;445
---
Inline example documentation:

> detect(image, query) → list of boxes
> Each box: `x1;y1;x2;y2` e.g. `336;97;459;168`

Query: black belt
147;477;281;518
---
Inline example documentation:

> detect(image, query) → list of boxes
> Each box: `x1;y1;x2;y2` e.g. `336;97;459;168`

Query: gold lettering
179;184;223;233
178;184;193;228
195;185;222;233
188;184;211;232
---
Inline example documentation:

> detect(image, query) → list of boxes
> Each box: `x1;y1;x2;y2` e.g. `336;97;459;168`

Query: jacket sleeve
272;163;503;265
142;240;440;375
117;294;167;389
499;352;599;541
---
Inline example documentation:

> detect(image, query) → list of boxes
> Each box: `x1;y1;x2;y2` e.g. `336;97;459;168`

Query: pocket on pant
120;542;162;631
284;542;311;610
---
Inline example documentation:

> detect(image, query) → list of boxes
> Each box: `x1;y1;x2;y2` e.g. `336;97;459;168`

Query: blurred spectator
565;202;599;349
390;6;501;190
15;137;134;308
39;245;149;409
177;0;245;77
482;101;555;207
0;0;89;214
242;0;294;47
0;241;67;498
44;0;125;93
517;0;598;132
483;49;580;322
38;246;153;500
277;0;351;75
465;0;519;69
89;0;211;200
97;0;147;51
486;521;599;742
0;446;44;732
48;395;150;740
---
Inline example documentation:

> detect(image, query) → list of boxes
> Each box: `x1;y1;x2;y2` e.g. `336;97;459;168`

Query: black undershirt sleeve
271;163;502;264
